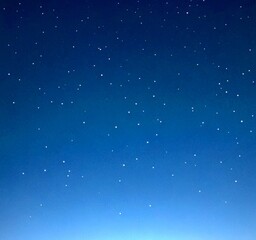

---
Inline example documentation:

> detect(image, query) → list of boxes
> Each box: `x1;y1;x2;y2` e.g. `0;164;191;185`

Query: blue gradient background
1;0;256;239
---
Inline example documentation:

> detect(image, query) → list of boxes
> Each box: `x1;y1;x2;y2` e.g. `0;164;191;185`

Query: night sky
1;0;256;239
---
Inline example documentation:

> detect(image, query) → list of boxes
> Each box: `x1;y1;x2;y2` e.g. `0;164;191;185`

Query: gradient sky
1;0;256;239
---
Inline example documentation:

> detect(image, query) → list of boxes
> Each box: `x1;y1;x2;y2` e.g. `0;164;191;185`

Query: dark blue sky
1;0;256;239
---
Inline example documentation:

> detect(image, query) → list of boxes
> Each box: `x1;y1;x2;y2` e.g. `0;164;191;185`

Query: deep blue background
0;0;256;239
